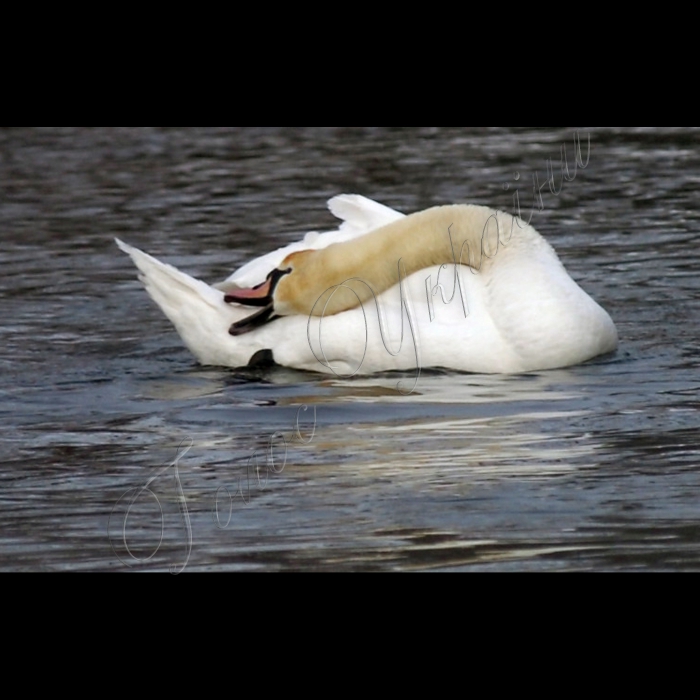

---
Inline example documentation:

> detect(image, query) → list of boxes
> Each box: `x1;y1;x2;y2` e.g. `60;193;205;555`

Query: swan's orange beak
225;268;292;336
224;278;273;308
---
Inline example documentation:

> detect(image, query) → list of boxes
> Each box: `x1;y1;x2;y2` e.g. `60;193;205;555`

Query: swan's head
225;250;324;336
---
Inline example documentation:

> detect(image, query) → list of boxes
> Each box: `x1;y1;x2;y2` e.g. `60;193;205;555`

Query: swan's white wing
328;194;406;236
223;195;405;289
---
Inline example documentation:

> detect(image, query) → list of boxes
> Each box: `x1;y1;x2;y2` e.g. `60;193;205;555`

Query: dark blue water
1;126;699;572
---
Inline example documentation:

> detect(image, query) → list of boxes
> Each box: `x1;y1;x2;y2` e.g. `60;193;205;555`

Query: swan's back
475;214;618;371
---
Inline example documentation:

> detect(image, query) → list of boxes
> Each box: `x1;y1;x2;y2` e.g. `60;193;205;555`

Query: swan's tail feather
116;239;223;312
116;239;243;365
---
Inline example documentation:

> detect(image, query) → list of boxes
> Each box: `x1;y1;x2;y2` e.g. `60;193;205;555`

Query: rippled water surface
2;126;700;572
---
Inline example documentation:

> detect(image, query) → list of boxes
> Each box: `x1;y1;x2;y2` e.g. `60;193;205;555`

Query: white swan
117;195;618;376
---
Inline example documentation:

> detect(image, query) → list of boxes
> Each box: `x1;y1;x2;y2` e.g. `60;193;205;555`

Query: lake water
2;126;699;572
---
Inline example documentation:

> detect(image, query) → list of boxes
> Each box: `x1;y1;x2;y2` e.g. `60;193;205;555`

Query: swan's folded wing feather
222;195;405;290
327;194;405;234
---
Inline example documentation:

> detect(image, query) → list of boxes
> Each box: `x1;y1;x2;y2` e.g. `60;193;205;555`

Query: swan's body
117;195;618;375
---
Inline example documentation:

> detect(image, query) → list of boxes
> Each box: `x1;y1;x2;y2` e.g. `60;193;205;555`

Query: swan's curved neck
278;205;517;318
